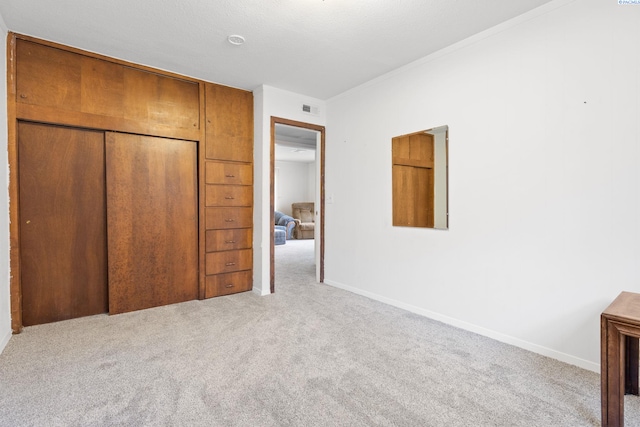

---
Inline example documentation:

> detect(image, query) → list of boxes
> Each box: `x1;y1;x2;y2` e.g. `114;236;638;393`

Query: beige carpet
0;239;639;426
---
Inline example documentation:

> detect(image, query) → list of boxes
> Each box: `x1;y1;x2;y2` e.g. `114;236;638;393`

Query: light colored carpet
0;239;638;426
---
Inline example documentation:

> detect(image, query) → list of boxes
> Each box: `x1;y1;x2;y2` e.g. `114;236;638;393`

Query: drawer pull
225;174;236;178
225;262;236;266
225;240;236;244
225;219;235;222
225;284;234;288
224;196;235;200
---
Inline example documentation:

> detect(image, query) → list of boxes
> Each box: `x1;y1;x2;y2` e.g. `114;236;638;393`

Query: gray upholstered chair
291;202;314;239
274;211;296;240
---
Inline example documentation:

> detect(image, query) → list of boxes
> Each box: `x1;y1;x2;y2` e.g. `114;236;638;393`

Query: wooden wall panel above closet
15;39;200;140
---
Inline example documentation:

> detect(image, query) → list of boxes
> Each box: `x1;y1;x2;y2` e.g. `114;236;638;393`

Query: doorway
270;117;325;293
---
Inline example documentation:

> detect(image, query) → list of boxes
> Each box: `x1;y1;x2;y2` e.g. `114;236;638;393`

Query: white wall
306;162;316;203
0;15;11;354
275;160;313;215
325;0;640;372
253;86;326;295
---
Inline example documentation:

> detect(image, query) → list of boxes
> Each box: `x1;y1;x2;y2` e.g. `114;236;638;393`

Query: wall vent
302;104;320;115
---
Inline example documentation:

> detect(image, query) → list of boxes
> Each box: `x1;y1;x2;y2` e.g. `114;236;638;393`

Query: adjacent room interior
273;123;320;287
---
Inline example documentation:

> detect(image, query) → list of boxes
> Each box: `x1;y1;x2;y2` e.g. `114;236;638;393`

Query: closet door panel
18;122;107;326
106;133;198;314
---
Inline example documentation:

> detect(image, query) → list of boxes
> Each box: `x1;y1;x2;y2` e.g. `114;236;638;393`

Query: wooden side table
601;291;640;427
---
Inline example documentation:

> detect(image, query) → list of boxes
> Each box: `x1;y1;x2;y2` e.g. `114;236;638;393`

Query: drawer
205;184;252;207
205;270;253;298
206;229;252;252
205;161;252;185
206;249;252;275
206;207;252;230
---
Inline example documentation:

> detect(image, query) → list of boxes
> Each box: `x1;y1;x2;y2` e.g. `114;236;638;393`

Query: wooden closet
8;34;254;330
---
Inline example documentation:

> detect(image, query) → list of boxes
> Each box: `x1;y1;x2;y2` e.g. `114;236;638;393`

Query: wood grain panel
80;56;125;117
205;161;252;185
205;249;252;275
18;122;107;326
16;103;201;142
16;40;82;111
8;33;23;332
205;83;253;162
414;167;434;228
205;271;253;298
205;185;252;207
16;38;200;133
410;133;434;165
123;67;200;131
392;133;434;168
392;131;435;228
106;132;198;314
392;135;411;160
392;165;412;227
205;207;253;230
205;229;252;252
392;165;434;228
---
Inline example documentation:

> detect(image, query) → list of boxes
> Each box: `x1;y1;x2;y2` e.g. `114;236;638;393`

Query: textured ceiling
275;124;318;163
0;0;555;99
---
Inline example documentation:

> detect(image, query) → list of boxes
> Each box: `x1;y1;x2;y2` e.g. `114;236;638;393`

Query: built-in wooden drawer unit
205;185;252;207
205;161;252;186
202;83;253;299
205;207;252;230
205;270;253;298
205;249;252;275
205;229;251;252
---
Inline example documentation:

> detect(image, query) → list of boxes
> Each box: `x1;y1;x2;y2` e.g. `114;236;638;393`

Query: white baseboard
252;285;271;296
324;279;599;373
0;328;11;355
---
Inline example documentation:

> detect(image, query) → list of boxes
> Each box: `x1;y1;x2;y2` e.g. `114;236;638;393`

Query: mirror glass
392;125;448;230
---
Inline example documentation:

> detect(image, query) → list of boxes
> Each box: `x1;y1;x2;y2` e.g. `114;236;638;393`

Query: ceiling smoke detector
227;35;245;46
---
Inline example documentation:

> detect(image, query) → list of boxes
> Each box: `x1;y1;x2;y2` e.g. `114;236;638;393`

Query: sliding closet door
18;122;108;326
106;133;198;314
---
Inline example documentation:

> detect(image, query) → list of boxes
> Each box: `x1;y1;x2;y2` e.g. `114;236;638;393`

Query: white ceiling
275;124;317;163
0;0;555;100
275;144;316;163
